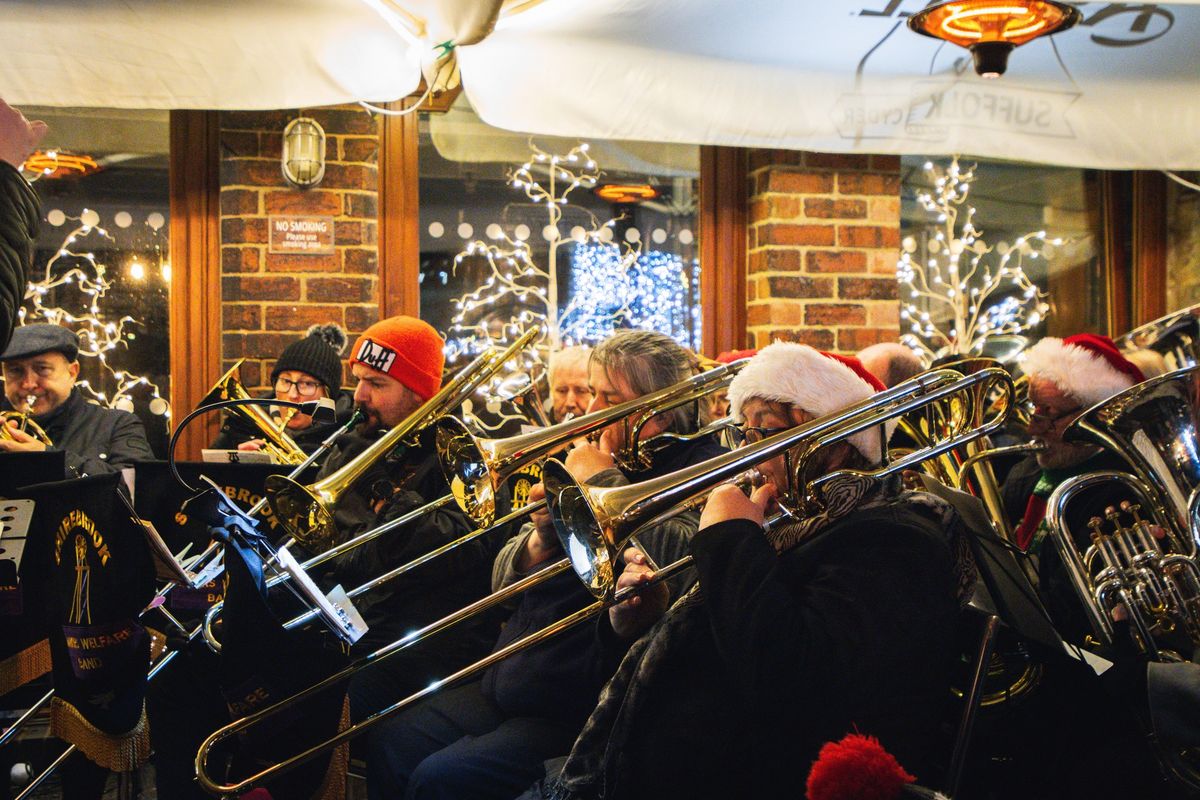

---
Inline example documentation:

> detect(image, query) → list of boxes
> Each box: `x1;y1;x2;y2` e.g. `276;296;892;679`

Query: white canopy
2;0;1199;168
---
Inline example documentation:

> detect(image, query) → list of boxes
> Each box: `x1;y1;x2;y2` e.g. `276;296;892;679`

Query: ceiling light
908;0;1080;78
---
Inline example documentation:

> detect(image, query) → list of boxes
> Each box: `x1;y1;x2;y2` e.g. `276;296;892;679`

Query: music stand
0;452;66;493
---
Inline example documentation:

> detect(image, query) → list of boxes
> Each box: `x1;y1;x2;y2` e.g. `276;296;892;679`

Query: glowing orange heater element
908;1;1080;78
23;150;100;179
594;183;660;203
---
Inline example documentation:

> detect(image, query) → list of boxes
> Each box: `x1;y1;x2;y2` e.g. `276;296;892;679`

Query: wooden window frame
168;110;222;461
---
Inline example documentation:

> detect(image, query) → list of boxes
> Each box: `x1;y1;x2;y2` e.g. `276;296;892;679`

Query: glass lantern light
281;116;326;188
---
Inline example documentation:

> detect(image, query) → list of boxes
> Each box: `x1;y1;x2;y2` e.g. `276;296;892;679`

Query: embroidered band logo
356;339;397;373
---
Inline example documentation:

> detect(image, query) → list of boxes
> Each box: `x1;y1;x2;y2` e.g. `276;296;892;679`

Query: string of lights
21;211;170;417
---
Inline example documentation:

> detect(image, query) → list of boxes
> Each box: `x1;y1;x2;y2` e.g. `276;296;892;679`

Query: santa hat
728;341;892;463
1020;333;1146;408
716;348;758;364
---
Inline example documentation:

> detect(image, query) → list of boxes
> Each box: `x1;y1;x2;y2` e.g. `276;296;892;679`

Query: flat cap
0;323;80;362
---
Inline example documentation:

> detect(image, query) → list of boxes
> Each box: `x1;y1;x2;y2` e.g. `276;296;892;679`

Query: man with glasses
210;323;355;458
1001;334;1145;557
0;323;154;475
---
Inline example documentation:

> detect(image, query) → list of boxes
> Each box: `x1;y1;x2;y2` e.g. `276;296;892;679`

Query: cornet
201;361;307;465
0;393;52;446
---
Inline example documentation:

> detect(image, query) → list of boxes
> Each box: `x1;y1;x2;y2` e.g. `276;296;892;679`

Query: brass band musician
210;323;355;457
529;342;969;799
1;323;154;475
365;330;726;800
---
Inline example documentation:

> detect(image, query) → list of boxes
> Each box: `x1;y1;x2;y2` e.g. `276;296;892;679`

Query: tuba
1044;366;1200;792
1115;303;1200;372
202;360;307;465
0;393;53;446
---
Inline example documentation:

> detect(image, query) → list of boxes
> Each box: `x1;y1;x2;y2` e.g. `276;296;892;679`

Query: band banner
185;487;350;798
21;472;155;770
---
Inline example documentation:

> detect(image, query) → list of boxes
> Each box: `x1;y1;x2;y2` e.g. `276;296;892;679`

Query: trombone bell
264;475;340;551
436;416;500;528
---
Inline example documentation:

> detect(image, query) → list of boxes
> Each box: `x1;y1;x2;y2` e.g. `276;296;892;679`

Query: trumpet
0;393;52;446
202;360;307;465
266;328;541;551
200;358;744;651
195;365;1013;796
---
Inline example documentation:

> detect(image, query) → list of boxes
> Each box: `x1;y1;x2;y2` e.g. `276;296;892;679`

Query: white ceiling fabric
456;0;1200;168
0;0;422;110
1;0;1198;167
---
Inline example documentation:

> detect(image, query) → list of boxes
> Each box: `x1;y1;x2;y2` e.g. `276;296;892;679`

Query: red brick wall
219;106;382;390
745;151;901;353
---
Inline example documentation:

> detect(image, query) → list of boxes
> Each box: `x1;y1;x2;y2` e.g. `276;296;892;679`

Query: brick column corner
218;106;382;391
745;151;901;354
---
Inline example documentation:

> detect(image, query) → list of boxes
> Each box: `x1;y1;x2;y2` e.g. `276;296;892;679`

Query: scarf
546;473;972;800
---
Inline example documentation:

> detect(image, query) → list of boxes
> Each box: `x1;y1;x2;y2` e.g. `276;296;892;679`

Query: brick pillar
745;151;901;354
219;106;382;390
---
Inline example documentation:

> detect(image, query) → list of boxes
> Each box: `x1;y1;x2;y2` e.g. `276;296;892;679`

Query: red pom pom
806;733;917;800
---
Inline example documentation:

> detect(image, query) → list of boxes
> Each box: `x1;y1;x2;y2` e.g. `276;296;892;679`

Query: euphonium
435;358;747;527
1115;303;1200;372
202;360;307;465
266;327;540;551
0;393;53;446
1063;364;1200;542
194;364;1013;797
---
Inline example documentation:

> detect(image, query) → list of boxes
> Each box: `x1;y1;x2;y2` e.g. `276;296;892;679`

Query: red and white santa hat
728;341;892;463
1020;333;1146;408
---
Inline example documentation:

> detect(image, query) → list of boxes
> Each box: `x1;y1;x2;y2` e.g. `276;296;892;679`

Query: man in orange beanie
148;316;505;800
309;316;504;725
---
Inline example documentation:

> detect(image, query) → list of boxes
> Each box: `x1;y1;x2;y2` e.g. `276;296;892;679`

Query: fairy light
897;156;1052;363
21;213;171;418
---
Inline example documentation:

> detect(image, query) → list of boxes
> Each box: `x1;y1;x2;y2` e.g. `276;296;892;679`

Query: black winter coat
2;388;155;477
0;161;38;354
592;504;961;798
305;425;507;709
482;434;727;728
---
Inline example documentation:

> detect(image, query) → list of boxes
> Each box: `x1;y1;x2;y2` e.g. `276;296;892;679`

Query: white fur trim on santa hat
727;341;894;463
1020;337;1136;408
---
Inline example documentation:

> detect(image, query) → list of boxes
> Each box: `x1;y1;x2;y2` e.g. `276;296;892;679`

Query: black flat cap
0;324;80;362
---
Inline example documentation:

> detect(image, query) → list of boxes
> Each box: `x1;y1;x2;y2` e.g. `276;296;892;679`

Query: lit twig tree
898;157;1054;364
22;212;170;416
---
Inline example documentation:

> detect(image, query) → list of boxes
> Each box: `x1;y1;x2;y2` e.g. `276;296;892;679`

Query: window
900;156;1109;361
1166;172;1200;311
21;107;171;455
417;98;701;374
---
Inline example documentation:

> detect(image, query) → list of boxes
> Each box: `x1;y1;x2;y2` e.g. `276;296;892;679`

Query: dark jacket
592;504;961;798
0;161;38;354
209;388;356;458
483;434;727;727
1000;450;1135;644
3;388;154;477
305;424;506;711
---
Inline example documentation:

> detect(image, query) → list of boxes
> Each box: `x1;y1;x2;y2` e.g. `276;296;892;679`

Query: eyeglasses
1028;405;1079;430
729;425;790;447
275;376;323;397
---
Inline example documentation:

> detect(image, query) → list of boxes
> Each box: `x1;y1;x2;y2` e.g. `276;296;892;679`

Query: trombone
266;327;542;552
200;358;745;651
194;365;1013;796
